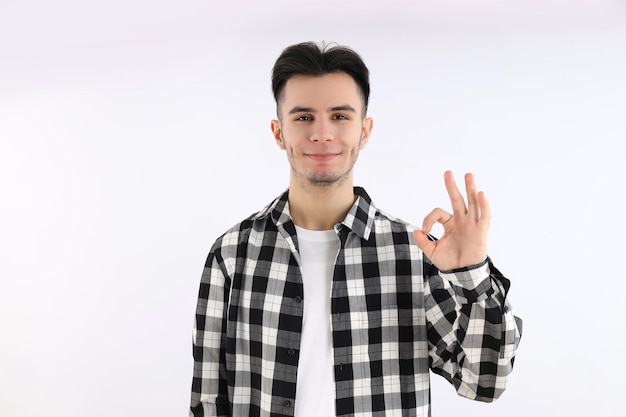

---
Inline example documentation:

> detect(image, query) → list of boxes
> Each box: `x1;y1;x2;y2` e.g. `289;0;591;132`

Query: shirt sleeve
424;256;523;402
190;248;232;417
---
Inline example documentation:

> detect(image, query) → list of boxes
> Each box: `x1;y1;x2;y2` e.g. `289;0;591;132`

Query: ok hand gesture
413;171;490;271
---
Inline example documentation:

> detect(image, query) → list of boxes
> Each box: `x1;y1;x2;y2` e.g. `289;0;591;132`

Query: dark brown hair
271;42;370;115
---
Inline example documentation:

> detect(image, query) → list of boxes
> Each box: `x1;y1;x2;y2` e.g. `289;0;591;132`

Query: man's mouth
306;153;340;161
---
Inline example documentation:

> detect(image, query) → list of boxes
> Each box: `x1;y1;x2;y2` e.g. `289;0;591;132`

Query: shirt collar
253;187;377;240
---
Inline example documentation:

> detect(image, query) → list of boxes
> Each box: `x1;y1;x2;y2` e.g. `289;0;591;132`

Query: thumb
413;230;434;257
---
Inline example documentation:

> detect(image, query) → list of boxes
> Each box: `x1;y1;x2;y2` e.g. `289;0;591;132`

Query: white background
2;0;625;416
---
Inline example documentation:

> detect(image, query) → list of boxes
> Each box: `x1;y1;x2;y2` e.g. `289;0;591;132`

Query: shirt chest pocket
347;274;426;329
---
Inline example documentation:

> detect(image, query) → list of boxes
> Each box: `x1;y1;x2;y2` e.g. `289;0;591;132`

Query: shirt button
288;349;296;356
284;400;292;407
295;296;302;303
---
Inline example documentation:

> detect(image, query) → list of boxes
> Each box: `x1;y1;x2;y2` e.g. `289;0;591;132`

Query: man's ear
271;119;286;150
359;117;374;149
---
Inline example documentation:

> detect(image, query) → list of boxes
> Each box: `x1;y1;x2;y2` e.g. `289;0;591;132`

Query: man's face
271;72;373;188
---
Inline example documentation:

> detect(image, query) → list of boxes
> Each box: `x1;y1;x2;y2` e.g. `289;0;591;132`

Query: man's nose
310;120;334;142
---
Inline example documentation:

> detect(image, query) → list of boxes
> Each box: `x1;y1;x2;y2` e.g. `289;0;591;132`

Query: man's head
271;42;370;118
269;42;374;190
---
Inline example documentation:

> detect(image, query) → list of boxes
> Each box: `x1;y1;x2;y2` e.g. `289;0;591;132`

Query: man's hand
413;171;490;271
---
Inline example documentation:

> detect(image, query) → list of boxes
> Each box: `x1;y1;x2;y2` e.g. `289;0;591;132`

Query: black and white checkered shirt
190;187;522;417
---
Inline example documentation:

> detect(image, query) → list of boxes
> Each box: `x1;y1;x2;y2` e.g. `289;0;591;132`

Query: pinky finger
477;191;491;226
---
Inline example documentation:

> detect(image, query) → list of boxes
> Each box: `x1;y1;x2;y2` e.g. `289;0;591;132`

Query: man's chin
306;173;347;187
291;165;354;188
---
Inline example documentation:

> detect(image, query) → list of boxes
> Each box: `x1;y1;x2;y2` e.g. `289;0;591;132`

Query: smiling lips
306;153;340;161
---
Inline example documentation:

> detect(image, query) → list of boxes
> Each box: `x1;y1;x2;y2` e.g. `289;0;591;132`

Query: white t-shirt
294;225;340;417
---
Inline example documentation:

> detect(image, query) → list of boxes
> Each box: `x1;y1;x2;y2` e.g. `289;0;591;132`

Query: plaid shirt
191;187;522;417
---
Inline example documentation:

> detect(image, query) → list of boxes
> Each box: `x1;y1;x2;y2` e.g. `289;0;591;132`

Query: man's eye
333;114;348;120
296;115;312;121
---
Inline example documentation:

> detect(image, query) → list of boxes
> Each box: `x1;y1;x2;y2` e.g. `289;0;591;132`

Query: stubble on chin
286;136;363;190
291;156;359;192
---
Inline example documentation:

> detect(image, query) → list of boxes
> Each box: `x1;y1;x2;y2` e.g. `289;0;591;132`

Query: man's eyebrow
330;105;357;113
287;106;314;115
287;105;357;115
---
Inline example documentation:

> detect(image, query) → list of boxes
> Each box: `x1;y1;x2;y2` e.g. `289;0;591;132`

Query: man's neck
287;178;356;231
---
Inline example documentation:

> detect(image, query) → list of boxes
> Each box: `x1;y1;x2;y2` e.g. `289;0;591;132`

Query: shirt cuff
438;258;490;292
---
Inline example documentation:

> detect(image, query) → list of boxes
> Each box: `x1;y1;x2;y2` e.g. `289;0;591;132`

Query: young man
190;42;522;417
